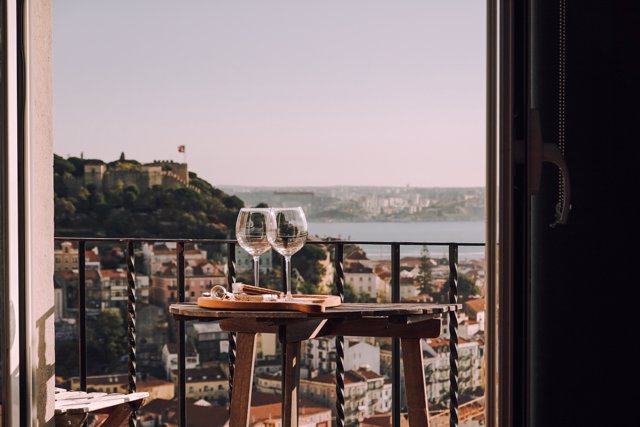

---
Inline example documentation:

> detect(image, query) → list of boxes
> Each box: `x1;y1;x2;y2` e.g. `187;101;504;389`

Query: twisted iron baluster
78;241;87;392
391;244;401;427
226;242;237;404
334;244;345;427
448;244;459;427
126;241;137;427
177;242;186;427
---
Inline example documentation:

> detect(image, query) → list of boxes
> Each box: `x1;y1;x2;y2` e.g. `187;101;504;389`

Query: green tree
269;245;327;295
417;246;437;295
66;156;91;177
327;281;357;302
123;185;139;205
54;154;75;176
357;290;373;302
55;337;79;378
296;276;320;295
456;273;481;301
436;273;481;303
86;310;127;374
291;245;327;289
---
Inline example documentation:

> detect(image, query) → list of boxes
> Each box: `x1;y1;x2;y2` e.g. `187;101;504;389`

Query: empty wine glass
236;208;272;287
267;207;308;299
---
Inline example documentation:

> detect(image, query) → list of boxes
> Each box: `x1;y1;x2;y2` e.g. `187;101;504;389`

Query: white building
463;298;485;332
189;322;227;362
169;366;228;403
344;341;380;374
255;372;282;394
399;277;419;301
344;262;378;300
374;268;392;302
162;342;200;380
423;337;483;404
304;337;335;374
304;338;380;376
300;368;392;425
99;269;150;306
54;241;100;272
235;248;273;276
256;333;278;360
142;242;208;275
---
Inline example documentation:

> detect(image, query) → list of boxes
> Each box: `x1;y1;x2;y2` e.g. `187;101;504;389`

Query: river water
308;221;485;260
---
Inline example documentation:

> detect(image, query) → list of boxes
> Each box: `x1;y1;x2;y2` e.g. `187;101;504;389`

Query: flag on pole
178;145;185;153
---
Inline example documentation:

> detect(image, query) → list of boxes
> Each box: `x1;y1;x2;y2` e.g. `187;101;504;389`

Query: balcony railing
54;236;485;427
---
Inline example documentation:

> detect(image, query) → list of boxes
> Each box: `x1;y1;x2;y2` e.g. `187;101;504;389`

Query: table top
169;302;461;320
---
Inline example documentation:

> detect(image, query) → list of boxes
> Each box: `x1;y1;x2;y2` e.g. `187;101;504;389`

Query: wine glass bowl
236;208;271;286
267;207;308;298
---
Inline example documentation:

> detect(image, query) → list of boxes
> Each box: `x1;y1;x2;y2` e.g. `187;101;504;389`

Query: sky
53;0;485;187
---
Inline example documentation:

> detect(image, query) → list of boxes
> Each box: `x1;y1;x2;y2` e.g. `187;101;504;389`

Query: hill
54;154;243;238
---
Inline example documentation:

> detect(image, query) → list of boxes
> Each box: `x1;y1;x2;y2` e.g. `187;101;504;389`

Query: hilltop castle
62;160;200;195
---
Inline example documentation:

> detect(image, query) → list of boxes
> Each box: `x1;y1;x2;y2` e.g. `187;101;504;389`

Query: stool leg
55;413;87;427
283;342;300;427
97;401;141;427
229;333;257;427
401;338;430;427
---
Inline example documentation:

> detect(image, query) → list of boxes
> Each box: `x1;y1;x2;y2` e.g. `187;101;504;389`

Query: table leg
229;332;257;427
282;342;301;427
401;338;430;427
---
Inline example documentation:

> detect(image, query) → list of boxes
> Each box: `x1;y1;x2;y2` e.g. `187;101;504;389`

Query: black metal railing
54;237;484;427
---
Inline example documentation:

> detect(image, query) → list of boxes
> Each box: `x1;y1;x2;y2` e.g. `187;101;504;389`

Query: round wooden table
170;302;460;427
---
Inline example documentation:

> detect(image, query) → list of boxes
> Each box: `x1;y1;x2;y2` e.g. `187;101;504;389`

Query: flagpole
178;145;187;164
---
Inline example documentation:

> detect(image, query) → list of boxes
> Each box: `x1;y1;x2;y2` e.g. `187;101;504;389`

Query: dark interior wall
530;1;640;426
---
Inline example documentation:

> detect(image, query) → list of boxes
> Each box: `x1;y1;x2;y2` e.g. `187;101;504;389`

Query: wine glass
267;207;308;299
236;208;272;287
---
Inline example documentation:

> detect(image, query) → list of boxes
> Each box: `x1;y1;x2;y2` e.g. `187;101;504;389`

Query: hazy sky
53;0;485;187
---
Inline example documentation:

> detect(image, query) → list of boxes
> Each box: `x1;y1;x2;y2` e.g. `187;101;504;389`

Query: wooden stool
54;388;149;427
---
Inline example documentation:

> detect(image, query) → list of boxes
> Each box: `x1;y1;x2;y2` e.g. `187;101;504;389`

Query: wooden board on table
197;294;341;313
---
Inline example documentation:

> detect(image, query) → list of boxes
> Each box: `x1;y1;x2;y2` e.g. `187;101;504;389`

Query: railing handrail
55;235;485;427
54;236;485;247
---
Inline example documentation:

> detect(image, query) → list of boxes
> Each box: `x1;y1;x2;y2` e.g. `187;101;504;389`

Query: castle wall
103;171;150;192
57;161;195;197
169;163;189;185
142;165;163;188
84;164;106;188
150;161;189;185
161;172;186;189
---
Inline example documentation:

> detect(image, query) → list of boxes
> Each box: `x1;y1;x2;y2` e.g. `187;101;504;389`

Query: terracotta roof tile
355;368;384;380
463;298;485;314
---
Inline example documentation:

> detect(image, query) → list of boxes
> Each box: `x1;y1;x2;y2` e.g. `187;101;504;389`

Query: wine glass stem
285;256;292;298
253;256;260;287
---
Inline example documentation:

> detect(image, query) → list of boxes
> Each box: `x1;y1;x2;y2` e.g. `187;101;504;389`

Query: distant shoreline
305;217;484;223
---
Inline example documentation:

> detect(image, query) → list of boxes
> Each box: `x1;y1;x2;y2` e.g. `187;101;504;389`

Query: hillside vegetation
54;154;244;238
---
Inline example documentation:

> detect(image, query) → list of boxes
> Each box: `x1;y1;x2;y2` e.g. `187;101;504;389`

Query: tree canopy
434;272;481;303
417;245;437;296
